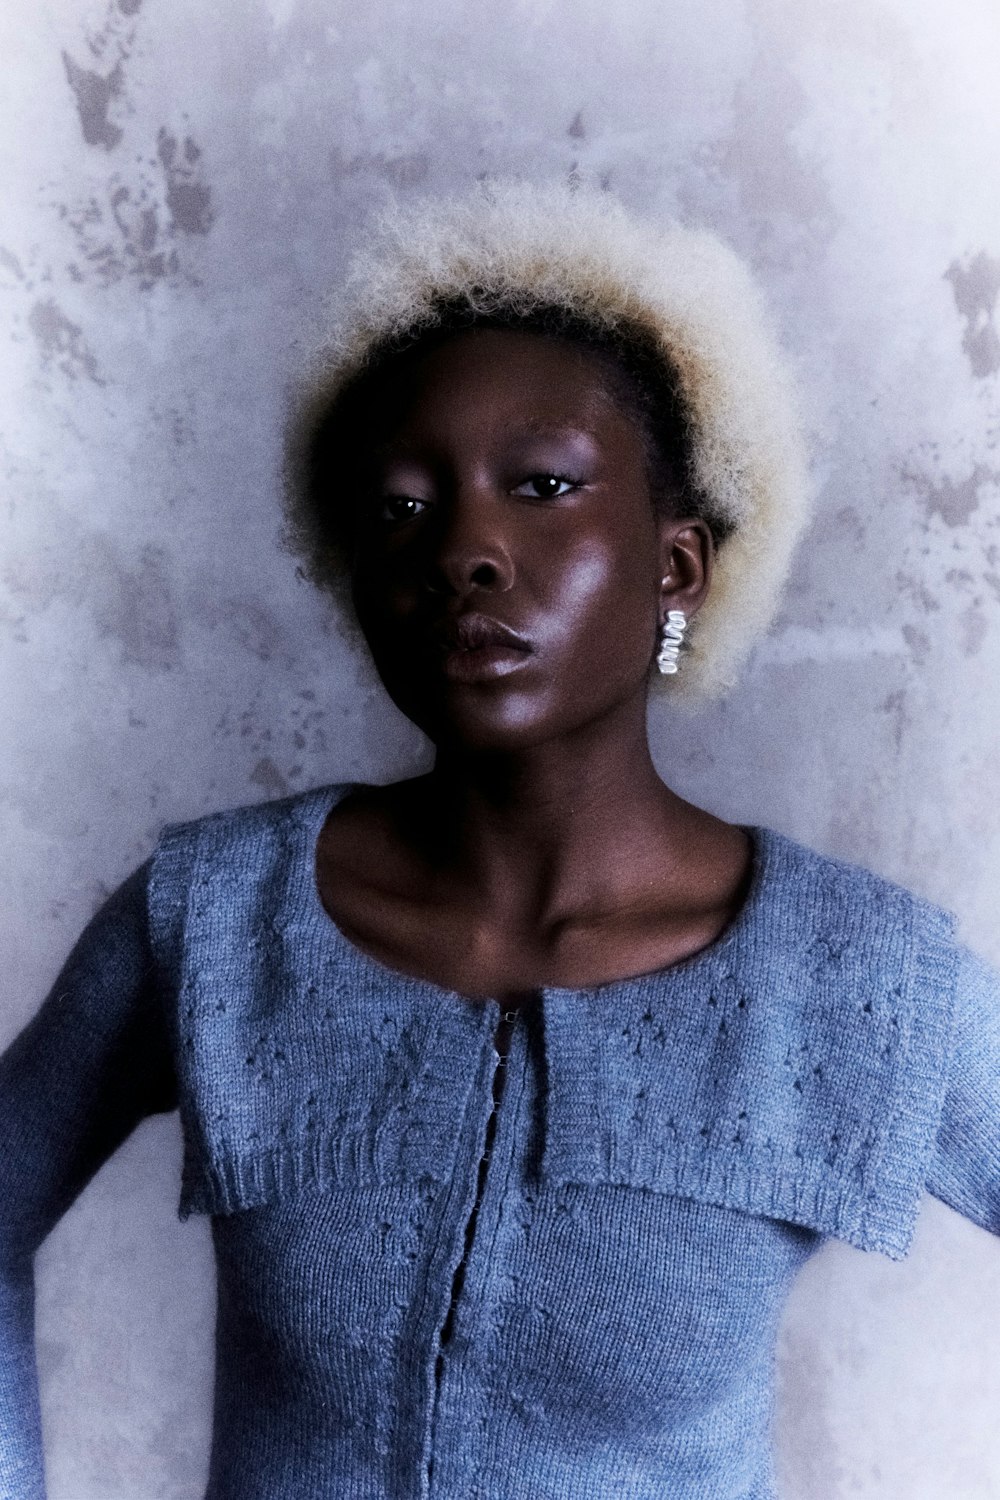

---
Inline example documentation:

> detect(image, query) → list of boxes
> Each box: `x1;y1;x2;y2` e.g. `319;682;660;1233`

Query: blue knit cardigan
2;782;999;1500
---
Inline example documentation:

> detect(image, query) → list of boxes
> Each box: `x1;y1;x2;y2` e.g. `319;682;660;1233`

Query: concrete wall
2;0;999;1493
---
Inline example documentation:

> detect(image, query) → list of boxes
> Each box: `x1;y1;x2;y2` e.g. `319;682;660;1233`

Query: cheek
539;537;658;679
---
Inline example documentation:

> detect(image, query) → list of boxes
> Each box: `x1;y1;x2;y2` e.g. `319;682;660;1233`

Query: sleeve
925;940;1000;1236
0;861;177;1500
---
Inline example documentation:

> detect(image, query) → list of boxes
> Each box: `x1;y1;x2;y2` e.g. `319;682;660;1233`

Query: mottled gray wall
3;0;999;1494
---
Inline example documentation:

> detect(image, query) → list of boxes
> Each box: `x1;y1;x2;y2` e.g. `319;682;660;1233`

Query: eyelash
512;473;582;500
378;472;582;523
378;495;428;523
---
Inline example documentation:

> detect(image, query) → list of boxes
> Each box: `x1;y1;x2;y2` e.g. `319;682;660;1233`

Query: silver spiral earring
656;610;687;675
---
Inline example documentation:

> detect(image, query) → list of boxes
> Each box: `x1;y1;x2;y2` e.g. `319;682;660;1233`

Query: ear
656;516;715;622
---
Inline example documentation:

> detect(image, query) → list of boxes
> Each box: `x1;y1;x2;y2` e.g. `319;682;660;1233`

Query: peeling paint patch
157;129;214;235
250;757;291;800
879;688;909;752
983;571;1000;604
329;146;429;191
902;462;1000;529
52;3;213;283
945;251;1000;379
901;623;930;665
59;0;144;152
959;603;989;657
834;505;866;542
94;544;179;670
224;600;282;663
27;299;105;384
61;183;180;289
894;570;940;614
758;623;902;665
687;46;838;261
62;51;125;150
3;522;179;671
290;693;329;756
56;126;213;287
0;247;26;286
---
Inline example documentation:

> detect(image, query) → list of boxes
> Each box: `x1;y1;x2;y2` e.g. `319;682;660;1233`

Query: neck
400;696;700;926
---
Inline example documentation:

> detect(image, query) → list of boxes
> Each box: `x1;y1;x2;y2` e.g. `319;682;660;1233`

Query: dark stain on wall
879;688;910;752
945;251;1000;379
94;544;180;671
904;463;1000;528
56;125;213;287
329;146;429;191
157;130;214;235
61;52;126;150
901;622;930;665
224;600;283;664
250;757;291;800
959;603;989;657
60;0;143;152
193;597;288;665
894;569;941;616
0;247;28;288
27;299;106;384
62;188;168;288
3;515;181;673
49;0;213;293
684;43;839;264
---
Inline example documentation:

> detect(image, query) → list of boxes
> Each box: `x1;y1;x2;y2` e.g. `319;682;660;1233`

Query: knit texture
1;781;997;1500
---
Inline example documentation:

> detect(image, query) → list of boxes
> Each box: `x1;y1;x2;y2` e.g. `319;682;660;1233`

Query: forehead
358;326;640;452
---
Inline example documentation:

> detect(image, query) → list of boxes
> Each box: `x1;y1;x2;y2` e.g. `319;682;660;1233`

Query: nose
421;487;514;598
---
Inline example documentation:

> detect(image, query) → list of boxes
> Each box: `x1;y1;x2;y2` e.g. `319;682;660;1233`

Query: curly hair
282;179;811;702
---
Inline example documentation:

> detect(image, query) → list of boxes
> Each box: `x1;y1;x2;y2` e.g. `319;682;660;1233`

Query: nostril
422;535;513;597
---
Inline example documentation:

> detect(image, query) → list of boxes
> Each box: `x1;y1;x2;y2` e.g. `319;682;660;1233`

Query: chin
389;680;567;755
401;684;648;763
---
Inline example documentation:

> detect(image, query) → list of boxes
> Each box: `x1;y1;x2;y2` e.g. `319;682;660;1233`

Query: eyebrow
518;418;603;440
371;422;603;466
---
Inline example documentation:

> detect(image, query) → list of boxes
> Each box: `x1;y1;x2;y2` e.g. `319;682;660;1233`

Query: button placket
425;999;533;1494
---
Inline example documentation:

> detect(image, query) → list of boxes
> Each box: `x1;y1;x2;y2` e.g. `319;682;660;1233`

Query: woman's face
345;327;709;753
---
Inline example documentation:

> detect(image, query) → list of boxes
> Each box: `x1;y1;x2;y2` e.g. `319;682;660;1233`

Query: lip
430;612;532;653
424;611;534;684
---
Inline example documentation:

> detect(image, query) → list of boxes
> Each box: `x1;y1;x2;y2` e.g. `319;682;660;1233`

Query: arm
926;941;1000;1236
0;862;177;1500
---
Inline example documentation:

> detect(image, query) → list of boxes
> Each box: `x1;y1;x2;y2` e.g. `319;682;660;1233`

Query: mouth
425;611;534;683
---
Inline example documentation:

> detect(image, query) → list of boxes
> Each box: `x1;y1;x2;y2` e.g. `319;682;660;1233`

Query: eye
378;494;429;524
511;473;581;500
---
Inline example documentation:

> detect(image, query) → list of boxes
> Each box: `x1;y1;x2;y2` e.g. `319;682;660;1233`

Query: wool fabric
2;781;999;1500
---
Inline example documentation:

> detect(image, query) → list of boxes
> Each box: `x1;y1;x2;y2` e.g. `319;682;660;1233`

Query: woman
2;180;998;1500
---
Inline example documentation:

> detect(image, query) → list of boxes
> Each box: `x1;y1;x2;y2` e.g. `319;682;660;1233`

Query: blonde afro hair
283;178;811;702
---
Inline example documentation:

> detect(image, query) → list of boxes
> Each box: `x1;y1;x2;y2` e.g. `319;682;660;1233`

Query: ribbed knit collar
294;782;957;1259
152;781;958;1260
